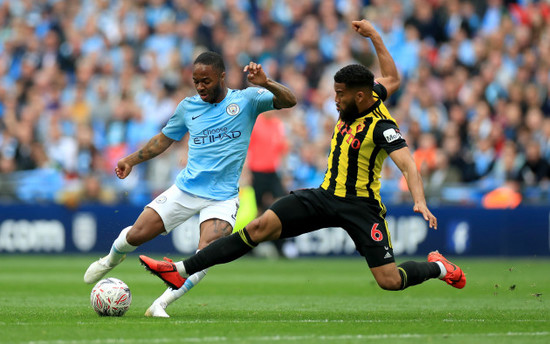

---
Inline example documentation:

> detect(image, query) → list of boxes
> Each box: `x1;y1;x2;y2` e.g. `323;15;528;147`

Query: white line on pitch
3;318;549;326
19;332;550;344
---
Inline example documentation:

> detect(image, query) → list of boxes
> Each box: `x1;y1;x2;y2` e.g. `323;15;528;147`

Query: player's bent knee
370;263;403;291
375;277;402;291
246;213;281;243
245;219;266;242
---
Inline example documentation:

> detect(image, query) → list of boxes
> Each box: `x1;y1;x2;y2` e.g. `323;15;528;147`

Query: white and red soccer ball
90;278;132;316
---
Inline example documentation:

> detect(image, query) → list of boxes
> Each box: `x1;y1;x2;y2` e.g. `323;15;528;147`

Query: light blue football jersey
162;87;275;200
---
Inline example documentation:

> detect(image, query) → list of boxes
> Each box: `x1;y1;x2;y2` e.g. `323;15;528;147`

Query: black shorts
270;188;395;268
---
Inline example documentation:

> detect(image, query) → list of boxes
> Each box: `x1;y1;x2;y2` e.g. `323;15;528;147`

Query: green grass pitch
0;255;549;344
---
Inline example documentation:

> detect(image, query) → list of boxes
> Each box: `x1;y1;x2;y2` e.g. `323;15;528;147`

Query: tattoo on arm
137;138;159;161
128;134;172;165
265;79;297;109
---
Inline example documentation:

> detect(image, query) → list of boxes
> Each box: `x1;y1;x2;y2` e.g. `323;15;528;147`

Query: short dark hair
334;64;374;89
194;51;225;73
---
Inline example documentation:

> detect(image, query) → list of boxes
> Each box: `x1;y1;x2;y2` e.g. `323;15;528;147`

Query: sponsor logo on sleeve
383;128;402;143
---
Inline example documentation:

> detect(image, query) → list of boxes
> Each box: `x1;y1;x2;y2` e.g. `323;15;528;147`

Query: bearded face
339;100;360;122
334;82;360;123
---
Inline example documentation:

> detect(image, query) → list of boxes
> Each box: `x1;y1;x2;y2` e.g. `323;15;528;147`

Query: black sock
397;261;440;290
183;228;257;275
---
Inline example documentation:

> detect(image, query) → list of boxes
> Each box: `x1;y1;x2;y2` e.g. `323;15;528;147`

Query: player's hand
413;203;438;230
115;159;132;179
352;19;378;39
244;62;268;86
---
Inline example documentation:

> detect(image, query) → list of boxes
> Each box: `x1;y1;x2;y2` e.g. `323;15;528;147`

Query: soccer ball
90;278;132;316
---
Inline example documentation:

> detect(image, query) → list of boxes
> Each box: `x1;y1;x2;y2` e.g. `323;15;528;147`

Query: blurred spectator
482;179;522;209
58;173;117;208
0;153;16;200
517;140;550;187
425;149;462;200
413;132;438;173
405;0;446;43
488;140;523;186
472;137;496;179
13;121;38;170
540;118;550;161
15;142;64;203
44;120;78;174
480;0;504;36
441;130;476;182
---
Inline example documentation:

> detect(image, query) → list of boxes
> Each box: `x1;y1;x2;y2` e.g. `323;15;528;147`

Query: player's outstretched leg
140;255;188;289
428;250;466;289
145;268;208;318
141;228;258;288
84;226;137;284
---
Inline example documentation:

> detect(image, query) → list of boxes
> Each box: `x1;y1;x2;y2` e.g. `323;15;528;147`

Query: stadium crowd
0;0;549;208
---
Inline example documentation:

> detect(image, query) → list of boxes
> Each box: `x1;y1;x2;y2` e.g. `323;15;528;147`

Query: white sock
158;249;208;307
156;288;177;306
157;268;209;307
108;226;137;266
435;261;446;279
175;261;186;276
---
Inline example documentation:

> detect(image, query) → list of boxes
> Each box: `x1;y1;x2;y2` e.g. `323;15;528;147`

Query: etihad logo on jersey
337;121;362;149
193;127;242;145
383;128;402;143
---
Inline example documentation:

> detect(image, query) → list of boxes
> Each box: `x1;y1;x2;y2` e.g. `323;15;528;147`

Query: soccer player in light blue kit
83;51;297;317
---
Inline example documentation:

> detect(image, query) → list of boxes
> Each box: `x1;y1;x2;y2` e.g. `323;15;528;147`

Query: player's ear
354;90;365;104
219;71;226;82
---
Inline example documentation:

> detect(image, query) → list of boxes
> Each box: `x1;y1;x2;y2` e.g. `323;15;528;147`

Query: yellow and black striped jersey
321;84;407;202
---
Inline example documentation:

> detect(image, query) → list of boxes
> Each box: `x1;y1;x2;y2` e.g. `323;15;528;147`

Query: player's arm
389;147;437;229
115;132;175;179
243;62;297;109
352;19;400;97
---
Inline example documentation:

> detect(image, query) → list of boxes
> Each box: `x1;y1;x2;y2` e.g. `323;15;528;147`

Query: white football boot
83;255;126;284
144;300;170;318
